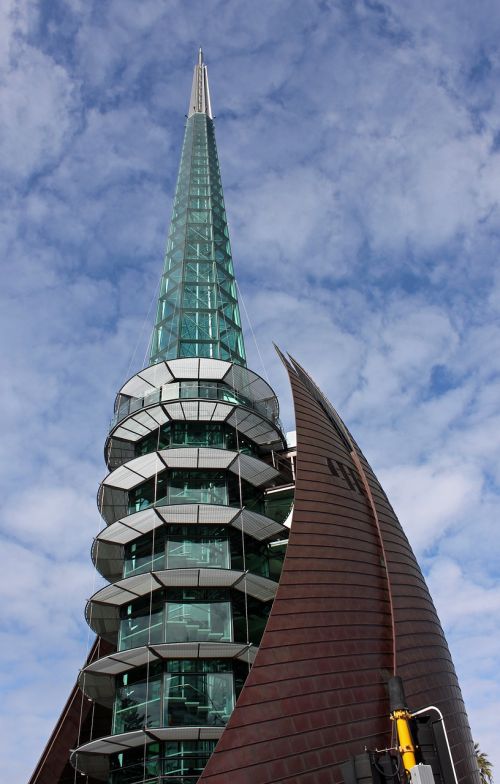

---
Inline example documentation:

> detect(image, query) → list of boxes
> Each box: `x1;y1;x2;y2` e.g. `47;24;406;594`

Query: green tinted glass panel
126;469;264;516
165;599;231;643
168;470;227;505
164;672;234;727
166;535;230;569
113;666;162;733
116;589;269;651
123;530;166;577
150;114;246;366
122;526;287;580
110;742;162;784
118;595;164;651
133;421;257;457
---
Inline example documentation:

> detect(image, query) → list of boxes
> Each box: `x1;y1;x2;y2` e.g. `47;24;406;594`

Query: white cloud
429;557;500;627
0;43;78;184
380;463;482;555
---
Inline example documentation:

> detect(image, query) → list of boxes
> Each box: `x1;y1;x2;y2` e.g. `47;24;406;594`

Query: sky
1;0;500;780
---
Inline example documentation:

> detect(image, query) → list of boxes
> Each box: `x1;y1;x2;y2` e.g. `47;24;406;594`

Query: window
164;664;234;727
110;740;217;784
122;526;287;581
118;595;164;651
127;468;264;516
113;663;162;734
118;589;270;652
165;594;231;643
124;531;165;577
112;661;237;736
166;532;230;570
168;470;227;506
128;473;168;513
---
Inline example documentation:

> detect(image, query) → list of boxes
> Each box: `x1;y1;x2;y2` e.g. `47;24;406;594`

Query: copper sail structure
198;354;479;784
30;51;479;784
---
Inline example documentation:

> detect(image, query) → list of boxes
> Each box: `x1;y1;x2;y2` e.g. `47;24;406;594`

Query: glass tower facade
70;50;294;784
149;78;246;366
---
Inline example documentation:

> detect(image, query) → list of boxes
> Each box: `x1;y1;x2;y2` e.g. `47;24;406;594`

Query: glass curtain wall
134;421;256;458
118;590;271;651
100;55;287;784
149;113;246;367
113;661;241;734
110;740;218;784
127;469;265;514
123;526;286;581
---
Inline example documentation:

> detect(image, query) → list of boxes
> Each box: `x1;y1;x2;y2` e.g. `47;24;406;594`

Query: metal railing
110;383;280;431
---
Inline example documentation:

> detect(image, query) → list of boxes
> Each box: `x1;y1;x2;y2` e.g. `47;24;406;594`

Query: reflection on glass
122;526;287;581
117;589;270;652
163;740;216;784
168;470;227;505
113;668;161;734
110;739;218;784
110;742;162;784
165;600;231;643
166;535;230;569
118;596;163;651
164;672;234;726
124;532;164;577
112;662;236;734
123;528;230;577
127;468;265;516
128;474;167;514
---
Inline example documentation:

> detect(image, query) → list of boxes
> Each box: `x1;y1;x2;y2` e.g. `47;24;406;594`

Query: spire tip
188;47;213;118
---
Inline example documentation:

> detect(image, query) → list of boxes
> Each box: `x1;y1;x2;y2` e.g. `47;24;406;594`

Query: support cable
213;256;251;658
126;273;161;382
142;428;161;783
72;498;106;784
236;279;272;385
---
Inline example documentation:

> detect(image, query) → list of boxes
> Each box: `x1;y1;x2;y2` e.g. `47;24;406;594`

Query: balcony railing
110;382;279;431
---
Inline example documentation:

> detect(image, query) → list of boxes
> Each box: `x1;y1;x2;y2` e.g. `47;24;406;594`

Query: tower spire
188;45;213;118
149;49;246;366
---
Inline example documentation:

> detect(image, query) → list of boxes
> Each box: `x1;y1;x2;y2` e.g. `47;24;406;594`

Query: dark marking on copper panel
198;355;479;784
327;456;340;477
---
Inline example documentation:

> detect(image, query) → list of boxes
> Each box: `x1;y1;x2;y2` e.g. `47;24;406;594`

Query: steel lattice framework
149;53;246;366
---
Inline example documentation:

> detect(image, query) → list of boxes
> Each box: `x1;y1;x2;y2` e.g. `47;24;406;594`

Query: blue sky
2;0;500;780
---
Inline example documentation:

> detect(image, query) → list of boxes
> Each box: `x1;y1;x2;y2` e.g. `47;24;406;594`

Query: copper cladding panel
199;356;479;784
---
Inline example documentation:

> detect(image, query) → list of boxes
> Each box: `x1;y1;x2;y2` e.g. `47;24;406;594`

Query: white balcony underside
117;358;278;410
86;567;277;640
109;398;282;450
79;641;256;706
92;503;287;581
72;726;224;780
102;448;279;491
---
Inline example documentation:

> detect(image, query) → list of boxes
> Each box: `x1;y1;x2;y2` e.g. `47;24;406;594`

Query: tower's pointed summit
188;46;213;118
149;49;246;366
